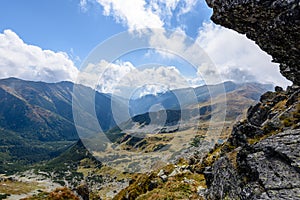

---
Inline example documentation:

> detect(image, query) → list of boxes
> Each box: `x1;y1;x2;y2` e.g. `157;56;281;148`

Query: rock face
204;85;300;199
206;0;300;85
206;129;300;199
204;1;300;199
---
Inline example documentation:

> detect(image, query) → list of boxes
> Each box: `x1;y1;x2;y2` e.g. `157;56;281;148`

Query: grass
94;165;132;181
226;149;239;169
201;145;223;168
21;187;79;200
0;180;42;195
137;183;192;200
113;158;207;200
135;172;206;200
272;99;287;111
247;101;300;145
247;128;279;145
78;164;134;199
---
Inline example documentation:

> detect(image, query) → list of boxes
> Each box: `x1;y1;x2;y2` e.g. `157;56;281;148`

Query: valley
0;78;272;199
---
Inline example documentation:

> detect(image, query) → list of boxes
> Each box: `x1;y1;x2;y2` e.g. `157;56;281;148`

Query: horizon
0;0;291;98
0;76;275;99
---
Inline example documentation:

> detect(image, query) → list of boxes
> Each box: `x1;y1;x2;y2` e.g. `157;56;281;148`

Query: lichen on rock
202;2;300;197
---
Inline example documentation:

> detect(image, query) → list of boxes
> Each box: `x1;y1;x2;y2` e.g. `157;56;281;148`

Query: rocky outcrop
203;1;300;198
204;85;300;199
206;0;300;85
206;129;300;199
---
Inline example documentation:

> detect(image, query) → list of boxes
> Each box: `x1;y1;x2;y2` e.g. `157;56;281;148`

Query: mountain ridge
0;77;272;174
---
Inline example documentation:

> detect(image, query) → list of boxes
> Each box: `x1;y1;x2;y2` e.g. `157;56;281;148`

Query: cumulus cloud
196;22;291;87
79;0;88;12
147;28;225;85
148;28;208;63
95;0;197;31
146;23;291;87
81;1;291;89
77;59;190;98
96;0;164;31
177;0;198;16
0;29;78;83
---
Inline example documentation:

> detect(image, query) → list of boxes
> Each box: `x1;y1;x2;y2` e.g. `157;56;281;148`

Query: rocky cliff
203;86;300;199
204;0;300;199
206;0;300;85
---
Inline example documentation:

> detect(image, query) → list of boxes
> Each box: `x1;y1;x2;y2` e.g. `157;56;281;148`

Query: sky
0;0;291;97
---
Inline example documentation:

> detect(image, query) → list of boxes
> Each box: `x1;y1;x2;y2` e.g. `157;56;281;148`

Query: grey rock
204;87;300;199
169;168;181;177
157;169;165;177
160;175;168;182
206;128;300;200
201;1;300;198
204;157;243;199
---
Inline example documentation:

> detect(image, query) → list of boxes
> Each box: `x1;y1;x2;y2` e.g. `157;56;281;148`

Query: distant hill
0;78;272;173
106;82;273;153
118;82;273;134
129;81;272;116
0;78;120;173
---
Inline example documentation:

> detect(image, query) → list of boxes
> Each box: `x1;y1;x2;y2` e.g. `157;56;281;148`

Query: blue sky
0;0;291;95
0;0;124;64
0;0;211;64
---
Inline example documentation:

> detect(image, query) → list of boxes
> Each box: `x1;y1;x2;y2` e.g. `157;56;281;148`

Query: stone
157;169;164;177
204;81;300;199
275;86;283;92
160;175;168;182
169;168;181;177
201;1;300;198
206;128;300;199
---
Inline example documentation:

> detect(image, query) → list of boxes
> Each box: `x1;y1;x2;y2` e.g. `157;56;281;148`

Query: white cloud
148;28;189;58
77;59;190;97
196;22;291;87
95;0;198;31
146;22;291;87
96;0;164;31
147;28;225;85
80;2;290;89
0;30;78;83
177;0;197;16
79;0;88;12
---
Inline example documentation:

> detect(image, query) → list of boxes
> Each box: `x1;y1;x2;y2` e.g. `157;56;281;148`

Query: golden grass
226;149;239;169
0;180;42;195
22;187;79;200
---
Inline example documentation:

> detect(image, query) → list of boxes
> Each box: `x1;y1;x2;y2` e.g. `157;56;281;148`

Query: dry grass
226;149;239;169
113;160;207;200
0;180;42;195
22;187;79;200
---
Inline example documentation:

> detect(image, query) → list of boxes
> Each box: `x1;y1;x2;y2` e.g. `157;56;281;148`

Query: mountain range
0;77;272;174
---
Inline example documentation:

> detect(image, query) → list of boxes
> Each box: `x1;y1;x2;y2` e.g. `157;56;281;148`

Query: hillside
0;78;273;199
112;0;300;198
107;82;272;151
129;81;271;116
0;78;120;173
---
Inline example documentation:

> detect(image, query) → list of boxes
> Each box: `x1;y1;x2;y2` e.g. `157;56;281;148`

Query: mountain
0;77;121;173
129;81;272;116
108;84;299;199
0;78;275;199
0;78;272;174
203;86;300;199
105;82;272;156
113;0;300;198
116;82;272;133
